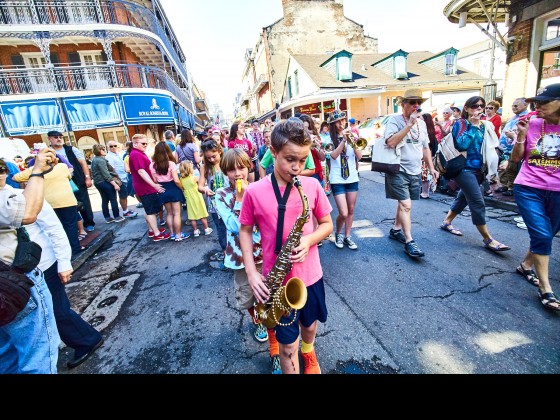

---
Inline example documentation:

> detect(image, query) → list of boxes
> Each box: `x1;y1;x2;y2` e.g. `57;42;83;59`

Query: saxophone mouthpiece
236;179;242;193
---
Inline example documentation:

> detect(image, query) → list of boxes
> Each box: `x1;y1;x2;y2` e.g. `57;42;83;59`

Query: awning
63;95;122;131
121;93;176;126
179;107;194;129
0;99;65;136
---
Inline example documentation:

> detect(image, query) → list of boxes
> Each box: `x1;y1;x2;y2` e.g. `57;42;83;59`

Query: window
287;76;292;99
337;56;352;81
554;52;560;69
394;56;408;79
21;53;46;69
445;53;457;75
546;18;560;41
294;70;299;96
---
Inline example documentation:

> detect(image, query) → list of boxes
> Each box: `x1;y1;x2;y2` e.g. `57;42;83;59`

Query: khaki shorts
234;264;262;311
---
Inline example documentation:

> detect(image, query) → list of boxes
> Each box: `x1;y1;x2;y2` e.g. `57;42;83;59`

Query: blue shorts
331;182;359;196
275;278;328;345
139;193;162;216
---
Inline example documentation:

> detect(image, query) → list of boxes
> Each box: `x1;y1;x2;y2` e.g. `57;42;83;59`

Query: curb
71;229;114;271
483;197;519;213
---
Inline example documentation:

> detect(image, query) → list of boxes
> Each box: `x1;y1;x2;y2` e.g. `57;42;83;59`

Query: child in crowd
215;148;281;374
179;160;211;237
198;139;228;268
239;118;333;374
150;143;189;241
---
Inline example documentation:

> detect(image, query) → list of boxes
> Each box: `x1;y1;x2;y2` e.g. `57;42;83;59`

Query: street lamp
173;101;181;134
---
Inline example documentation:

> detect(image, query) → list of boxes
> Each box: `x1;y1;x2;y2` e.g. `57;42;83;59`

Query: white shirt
0;137;31;161
106;151;128;181
328;137;360;185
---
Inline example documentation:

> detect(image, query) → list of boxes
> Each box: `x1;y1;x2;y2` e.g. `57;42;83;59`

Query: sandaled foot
440;223;463;236
516;264;540;287
538;291;560;312
483;238;511;252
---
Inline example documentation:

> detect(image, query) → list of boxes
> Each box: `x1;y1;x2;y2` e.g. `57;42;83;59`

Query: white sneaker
193;229;201;237
204;228;213;236
514;216;524;223
335;233;344;249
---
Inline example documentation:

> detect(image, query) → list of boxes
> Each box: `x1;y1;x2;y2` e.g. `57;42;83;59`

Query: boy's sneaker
193;229;201;238
252;322;268;343
135;203;143;208
85;226;95;232
389;228;406;244
105;217;115;224
344;236;358;250
159;219;166;226
149;229;166;238
204;228;213;236
271;355;282;374
175;232;190;242
153;231;171;242
170;233;176;241
301;349;321;374
113;216;125;223
335;233;344;249
123;210;138;218
404;240;425;258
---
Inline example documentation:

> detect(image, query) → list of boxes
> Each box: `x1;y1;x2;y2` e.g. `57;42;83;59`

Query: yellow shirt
13;163;78;209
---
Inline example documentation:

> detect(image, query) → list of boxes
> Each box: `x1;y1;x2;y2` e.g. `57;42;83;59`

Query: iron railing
0;63;193;110
0;0;187;79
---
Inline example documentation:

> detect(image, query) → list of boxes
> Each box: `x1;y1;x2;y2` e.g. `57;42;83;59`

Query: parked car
356;117;385;160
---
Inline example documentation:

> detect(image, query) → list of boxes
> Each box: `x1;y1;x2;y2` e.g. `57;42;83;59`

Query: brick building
0;0;207;157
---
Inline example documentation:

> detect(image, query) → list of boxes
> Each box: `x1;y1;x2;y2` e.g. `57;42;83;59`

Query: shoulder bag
433;119;467;180
371;136;403;175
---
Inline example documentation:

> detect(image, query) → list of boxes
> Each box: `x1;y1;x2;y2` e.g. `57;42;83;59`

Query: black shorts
139;193;162;215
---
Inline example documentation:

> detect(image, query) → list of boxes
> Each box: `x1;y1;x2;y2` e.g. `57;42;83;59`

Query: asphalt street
62;162;560;374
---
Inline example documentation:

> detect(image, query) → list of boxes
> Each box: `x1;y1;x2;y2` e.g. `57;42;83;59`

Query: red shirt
484;114;502;137
129;147;158;197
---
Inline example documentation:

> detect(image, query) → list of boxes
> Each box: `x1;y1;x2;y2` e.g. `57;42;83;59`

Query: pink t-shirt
239;175;332;287
149;161;176;183
515;118;560;192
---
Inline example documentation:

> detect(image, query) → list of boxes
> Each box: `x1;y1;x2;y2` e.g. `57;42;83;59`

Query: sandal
78;233;87;241
483;238;511;252
537;290;560;312
440;223;463;236
516;264;540;287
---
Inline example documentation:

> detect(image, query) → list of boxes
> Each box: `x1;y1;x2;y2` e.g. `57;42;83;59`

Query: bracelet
29;173;44;178
515;140;526;145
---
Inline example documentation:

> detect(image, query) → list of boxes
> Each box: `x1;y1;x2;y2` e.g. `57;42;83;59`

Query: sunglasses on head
470;103;485;109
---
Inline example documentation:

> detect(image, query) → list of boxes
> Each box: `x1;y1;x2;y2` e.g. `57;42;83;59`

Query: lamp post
173;101;181;134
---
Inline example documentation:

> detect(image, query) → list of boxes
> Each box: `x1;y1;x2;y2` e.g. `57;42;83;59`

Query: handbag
0;260;34;327
12;227;42;274
371;136;403;175
433;119;467;180
107;162;123;187
69;178;79;193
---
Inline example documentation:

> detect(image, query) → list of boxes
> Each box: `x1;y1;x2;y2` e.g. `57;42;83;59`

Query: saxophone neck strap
271;173;293;254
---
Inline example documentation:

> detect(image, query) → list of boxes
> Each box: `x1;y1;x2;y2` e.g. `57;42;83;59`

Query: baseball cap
349;118;356;124
47;130;63;137
525;83;560;103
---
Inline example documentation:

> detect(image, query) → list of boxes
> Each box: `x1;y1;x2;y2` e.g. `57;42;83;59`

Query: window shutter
11;55;24;67
100;51;108;63
68;52;80;66
50;53;60;66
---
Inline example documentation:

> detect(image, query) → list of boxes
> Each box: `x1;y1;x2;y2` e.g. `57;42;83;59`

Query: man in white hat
382;88;439;258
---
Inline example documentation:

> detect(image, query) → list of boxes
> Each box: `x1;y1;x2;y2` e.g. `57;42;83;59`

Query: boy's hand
248;272;269;304
290;236;312;264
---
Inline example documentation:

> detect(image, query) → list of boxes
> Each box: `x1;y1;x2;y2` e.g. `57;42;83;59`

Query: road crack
413;283;491;300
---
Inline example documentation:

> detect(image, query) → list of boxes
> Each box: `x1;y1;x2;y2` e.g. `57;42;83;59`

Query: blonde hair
179;160;194;178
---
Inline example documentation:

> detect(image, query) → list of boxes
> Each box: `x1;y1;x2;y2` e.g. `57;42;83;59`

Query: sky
160;0;494;116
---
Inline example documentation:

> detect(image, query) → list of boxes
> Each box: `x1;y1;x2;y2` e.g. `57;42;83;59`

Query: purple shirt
129;147;157;196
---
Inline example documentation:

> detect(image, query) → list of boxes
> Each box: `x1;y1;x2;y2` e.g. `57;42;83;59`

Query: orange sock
268;329;279;357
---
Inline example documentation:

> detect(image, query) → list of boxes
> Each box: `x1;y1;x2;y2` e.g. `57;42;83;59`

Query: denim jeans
0;268;60;374
211;212;227;252
95;181;120;219
514;184;560;256
54;205;81;254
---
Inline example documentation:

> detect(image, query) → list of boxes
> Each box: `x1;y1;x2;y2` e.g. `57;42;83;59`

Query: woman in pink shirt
150;143;188;241
511;83;560;312
228;121;256;183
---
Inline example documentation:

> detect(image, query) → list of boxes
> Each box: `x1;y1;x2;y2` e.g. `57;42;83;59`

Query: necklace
402;115;419;140
539;120;560;175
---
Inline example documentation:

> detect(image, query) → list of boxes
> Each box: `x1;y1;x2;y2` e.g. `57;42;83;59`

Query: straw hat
396;88;427;105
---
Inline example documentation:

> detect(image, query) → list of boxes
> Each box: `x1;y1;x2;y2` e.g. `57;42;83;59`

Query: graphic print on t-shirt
528;133;560;171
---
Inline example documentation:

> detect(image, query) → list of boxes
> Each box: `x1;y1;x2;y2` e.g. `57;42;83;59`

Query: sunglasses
485;106;494;110
533;100;553;105
407;100;422;105
0;166;7;174
137;142;148;146
442;112;450;114
470;104;485;109
109;145;118;148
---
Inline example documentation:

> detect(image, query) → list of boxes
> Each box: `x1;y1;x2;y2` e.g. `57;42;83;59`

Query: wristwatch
29;173;44;178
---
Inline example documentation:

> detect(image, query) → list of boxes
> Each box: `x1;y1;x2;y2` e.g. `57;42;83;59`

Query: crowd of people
1;83;559;374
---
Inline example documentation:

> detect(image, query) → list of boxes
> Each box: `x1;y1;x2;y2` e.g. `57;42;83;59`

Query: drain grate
98;296;118;309
110;281;128;290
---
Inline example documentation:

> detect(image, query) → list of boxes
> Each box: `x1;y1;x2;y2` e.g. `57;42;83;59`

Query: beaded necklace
402;114;419;140
539;120;560;175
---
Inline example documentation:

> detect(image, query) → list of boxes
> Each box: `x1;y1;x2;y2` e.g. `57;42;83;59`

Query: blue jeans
514;184;560;256
211;212;227;252
54;205;81;254
0;268;60;374
95;181;120;219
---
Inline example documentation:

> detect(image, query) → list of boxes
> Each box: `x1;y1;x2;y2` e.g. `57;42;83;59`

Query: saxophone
254;176;309;329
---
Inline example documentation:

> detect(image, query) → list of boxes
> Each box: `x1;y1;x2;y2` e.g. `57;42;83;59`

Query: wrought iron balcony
0;63;192;110
0;0;186;77
252;74;268;94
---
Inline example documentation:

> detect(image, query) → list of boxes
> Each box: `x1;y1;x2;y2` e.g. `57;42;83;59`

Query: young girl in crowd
179;160;211;237
228;121;256;182
150;143;188;241
198;139;228;267
215;148;281;374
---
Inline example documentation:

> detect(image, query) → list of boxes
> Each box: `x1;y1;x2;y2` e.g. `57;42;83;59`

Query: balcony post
94;30;118;87
32;31;56;89
94;0;104;23
28;0;40;25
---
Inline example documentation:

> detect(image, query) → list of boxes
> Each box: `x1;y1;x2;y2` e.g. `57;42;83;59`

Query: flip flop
516;264;540;287
440;223;463;236
483;238;511;252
